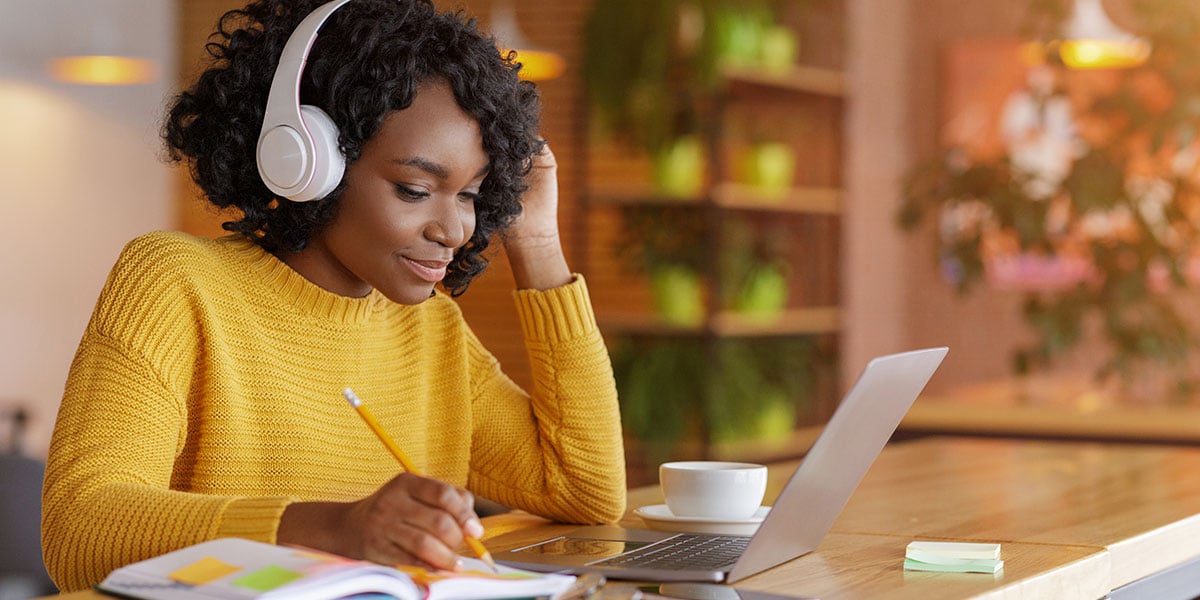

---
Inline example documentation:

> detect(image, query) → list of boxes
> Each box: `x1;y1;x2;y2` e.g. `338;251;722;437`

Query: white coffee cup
659;461;768;520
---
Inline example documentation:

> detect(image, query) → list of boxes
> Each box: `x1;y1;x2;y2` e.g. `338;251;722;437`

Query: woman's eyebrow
393;157;449;179
391;157;491;180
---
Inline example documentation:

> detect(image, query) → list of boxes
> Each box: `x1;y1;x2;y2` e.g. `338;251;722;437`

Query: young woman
41;0;626;591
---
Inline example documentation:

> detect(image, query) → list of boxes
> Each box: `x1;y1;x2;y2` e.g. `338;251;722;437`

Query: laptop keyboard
590;534;751;570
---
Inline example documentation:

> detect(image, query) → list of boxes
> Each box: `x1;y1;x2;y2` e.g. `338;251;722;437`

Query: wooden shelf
583;9;846;455
600;306;840;337
720;64;846;98
712;306;840;336
588;182;841;215
712;182;841;214
586;182;702;205
708;424;824;463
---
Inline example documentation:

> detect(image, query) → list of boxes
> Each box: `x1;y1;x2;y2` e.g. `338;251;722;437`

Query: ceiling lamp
1056;0;1150;69
490;0;565;81
48;55;158;85
45;6;159;86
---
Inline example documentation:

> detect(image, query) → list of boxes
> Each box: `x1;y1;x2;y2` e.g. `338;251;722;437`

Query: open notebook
97;537;575;600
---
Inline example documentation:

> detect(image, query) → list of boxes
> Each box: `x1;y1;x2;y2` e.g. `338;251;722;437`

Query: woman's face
286;79;489;304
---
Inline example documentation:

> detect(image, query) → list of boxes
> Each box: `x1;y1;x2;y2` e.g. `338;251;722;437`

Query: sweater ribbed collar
220;235;390;326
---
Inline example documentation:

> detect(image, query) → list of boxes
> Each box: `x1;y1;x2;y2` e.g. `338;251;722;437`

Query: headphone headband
256;0;353;202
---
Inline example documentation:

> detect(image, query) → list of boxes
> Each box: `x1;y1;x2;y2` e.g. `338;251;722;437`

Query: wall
844;0;1107;393
841;0;915;387
899;0;1055;391
0;0;177;458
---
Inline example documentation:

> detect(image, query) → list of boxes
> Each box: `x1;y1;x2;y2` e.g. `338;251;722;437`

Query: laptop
492;347;948;583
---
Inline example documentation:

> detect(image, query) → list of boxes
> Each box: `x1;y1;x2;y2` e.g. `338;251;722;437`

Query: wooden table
47;436;1200;599
486;436;1200;599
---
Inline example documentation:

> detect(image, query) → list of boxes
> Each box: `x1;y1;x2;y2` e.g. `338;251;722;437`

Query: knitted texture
41;231;626;592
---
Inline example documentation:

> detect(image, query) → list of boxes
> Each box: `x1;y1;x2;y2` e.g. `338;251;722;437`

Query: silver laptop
493;347;948;583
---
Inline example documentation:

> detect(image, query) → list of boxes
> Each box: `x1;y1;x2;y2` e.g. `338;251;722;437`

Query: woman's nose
424;196;470;248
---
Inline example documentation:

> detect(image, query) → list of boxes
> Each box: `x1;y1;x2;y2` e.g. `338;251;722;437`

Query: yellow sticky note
169;556;242;585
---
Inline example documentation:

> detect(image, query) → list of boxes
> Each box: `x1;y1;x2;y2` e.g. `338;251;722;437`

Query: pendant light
1056;0;1150;70
45;3;158;85
48;56;157;86
490;0;565;81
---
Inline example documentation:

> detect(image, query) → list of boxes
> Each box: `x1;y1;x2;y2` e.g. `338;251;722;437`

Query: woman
41;0;626;591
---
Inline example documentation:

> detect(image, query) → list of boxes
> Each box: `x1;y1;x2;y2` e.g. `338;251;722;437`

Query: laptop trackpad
503;526;678;567
566;526;679;543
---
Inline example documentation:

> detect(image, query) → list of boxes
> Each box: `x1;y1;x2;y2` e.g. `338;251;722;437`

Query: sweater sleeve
466;275;627;524
40;238;298;592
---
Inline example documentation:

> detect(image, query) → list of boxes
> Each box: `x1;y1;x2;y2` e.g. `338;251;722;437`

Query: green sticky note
231;565;304;592
903;558;1004;574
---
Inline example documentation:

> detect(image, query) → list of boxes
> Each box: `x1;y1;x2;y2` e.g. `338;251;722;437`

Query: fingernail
454;558;465;572
466;519;485;538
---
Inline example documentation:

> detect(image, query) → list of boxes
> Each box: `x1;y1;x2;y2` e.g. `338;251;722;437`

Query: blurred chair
0;408;56;599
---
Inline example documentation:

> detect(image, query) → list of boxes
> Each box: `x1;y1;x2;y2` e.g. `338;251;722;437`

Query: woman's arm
42;330;294;592
466;142;627;523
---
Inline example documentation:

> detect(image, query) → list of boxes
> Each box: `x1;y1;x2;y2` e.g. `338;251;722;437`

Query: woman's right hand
278;472;485;570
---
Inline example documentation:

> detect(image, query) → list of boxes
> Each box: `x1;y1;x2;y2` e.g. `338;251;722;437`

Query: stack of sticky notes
903;540;1003;574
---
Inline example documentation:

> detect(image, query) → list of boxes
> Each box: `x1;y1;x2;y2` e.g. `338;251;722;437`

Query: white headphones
256;0;353;202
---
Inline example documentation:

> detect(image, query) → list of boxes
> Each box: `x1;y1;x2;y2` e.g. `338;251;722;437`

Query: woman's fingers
354;473;485;569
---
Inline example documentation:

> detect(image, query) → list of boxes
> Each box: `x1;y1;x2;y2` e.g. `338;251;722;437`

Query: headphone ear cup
290;104;345;202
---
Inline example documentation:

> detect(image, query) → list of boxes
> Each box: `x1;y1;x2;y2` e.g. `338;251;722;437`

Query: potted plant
611;335;825;460
720;216;791;320
583;0;798;193
616;205;709;325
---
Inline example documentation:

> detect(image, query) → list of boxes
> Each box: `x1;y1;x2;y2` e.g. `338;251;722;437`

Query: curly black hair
163;0;543;295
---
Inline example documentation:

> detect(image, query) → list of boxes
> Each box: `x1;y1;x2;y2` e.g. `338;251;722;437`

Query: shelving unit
588;182;841;215
581;2;846;481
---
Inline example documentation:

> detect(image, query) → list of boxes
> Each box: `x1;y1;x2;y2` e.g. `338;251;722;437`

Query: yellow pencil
342;387;498;573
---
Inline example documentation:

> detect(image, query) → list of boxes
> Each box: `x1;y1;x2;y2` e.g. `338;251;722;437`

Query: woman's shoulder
116;231;248;276
88;232;231;341
119;230;223;262
101;231;238;300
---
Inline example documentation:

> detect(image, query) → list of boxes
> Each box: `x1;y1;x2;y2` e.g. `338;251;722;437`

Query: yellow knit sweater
42;231;626;592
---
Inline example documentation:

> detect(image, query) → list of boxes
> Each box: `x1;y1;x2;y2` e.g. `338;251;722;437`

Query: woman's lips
404;256;450;283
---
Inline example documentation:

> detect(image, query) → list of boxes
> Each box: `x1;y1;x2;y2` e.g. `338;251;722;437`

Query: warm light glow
48;55;158;85
1055;0;1150;70
501;47;566;81
1059;39;1151;69
490;0;565;82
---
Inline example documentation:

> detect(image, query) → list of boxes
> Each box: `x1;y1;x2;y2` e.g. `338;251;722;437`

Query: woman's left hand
503;142;572;290
504;142;560;249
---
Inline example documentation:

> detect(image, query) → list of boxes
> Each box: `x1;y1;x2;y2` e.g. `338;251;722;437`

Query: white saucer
633;504;770;536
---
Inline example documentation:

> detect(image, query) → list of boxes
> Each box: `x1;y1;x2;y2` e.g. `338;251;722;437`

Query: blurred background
2;0;1200;593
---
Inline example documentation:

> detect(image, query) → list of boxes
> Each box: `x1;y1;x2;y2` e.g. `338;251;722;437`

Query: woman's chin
380;284;438;305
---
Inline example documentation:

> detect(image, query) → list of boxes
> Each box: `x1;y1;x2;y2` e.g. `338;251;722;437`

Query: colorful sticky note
231;565;304;592
903;557;1004;574
169;556;242;586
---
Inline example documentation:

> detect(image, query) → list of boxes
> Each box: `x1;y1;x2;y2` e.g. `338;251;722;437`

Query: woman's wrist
504;233;572;291
278;501;354;557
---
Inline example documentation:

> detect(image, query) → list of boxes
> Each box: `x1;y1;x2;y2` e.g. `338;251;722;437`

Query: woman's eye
395;184;429;201
459;191;481;204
